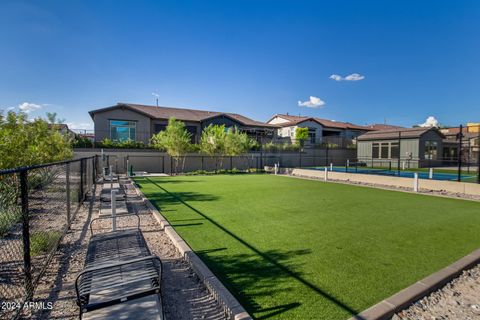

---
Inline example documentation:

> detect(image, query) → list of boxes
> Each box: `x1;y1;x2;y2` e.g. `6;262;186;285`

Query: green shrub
98;138;151;149
28;168;61;191
72;136;93;148
30;231;62;257
0;210;22;236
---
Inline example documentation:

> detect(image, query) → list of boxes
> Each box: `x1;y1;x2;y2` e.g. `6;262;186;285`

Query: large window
372;142;400;159
110;120;136;142
424;141;438;160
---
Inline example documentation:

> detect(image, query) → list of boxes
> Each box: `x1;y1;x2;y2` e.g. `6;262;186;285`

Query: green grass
30;231;62;257
134;174;480;320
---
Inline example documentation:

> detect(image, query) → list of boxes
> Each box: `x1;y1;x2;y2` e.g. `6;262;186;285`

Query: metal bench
76;216;163;319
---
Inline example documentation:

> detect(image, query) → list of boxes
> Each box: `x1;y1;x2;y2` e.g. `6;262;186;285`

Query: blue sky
1;0;479;129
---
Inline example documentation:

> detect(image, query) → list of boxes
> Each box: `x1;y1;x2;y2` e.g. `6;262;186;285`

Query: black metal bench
75;216;163;319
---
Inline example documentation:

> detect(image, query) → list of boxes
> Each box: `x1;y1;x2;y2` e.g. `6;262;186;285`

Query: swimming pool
307;166;476;182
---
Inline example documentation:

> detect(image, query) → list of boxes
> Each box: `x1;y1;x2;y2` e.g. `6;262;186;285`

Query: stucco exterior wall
92;108;152;143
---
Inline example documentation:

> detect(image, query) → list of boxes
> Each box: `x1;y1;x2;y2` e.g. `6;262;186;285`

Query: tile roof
271;114;373;130
365;124;405;131
440;127;478;139
357;127;445;141
89;103;278;128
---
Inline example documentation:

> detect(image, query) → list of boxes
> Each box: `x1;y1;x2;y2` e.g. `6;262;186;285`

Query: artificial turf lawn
134;174;480;320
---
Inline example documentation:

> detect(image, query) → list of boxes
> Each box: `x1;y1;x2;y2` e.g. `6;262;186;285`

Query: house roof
89;103;279;128
440;127;478;139
365;124;405;131
357;127;445;141
269;114;373;131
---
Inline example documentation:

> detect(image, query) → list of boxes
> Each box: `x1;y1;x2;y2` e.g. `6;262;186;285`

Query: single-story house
357;127;446;168
267;114;374;145
88;103;278;143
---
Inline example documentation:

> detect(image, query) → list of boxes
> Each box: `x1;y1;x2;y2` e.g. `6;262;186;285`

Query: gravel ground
393;264;480;320
27;178;226;320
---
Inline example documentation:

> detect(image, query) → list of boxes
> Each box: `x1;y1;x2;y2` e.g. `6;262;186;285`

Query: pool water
308;166;476;182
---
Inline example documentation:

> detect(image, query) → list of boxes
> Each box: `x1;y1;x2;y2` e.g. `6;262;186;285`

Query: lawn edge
130;177;252;320
349;248;480;320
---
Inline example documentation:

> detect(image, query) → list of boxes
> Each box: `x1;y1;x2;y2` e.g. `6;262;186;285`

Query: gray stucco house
88;103;278;143
357;127;446;168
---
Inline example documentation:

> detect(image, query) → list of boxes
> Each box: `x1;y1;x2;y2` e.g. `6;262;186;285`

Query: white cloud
298;96;326;108
329;74;343;81
18;102;43;113
344;73;365;81
7;107;15;111
419;116;439;128
152;92;160;98
329;73;365;81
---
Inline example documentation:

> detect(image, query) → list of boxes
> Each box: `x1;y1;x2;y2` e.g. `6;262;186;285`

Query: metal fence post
478;127;480;184
66;163;71;226
397;131;401;176
79;158;84;202
20;170;33;301
458;124;463;182
92;156;96;184
325;144;329;166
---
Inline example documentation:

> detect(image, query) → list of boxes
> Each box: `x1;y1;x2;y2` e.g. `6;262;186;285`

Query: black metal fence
353;125;480;183
0;156;98;319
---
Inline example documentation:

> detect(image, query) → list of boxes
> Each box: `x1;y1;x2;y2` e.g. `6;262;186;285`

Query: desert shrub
30;231;62;257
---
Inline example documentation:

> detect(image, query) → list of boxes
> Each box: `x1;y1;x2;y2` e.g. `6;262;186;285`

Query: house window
424;141;438;160
154;124;166;134
390;142;399;158
308;128;316;143
372;143;380;158
110;120;136;142
186;126;198;143
372;142;399;159
380;143;389;159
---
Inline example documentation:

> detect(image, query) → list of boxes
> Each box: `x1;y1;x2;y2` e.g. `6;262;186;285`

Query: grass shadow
197;248;309;318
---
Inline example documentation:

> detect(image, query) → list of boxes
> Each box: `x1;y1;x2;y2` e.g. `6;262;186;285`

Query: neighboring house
267;114;373;145
89;103;278;143
364;124;405;131
357;127;446;168
440;125;480;163
48;123;76;139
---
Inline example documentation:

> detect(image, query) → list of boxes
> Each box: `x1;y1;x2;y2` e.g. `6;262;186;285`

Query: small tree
45;112;66;125
151;118;192;174
295;127;309;149
199;124;227;172
0;111;73;169
225;127;252;156
224;127;256;170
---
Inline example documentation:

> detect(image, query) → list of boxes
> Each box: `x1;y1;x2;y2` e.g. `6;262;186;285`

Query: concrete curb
130;179;252;320
349;248;480;320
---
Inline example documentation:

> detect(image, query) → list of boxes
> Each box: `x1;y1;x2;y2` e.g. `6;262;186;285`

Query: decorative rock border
350;248;480;320
131;179;252;320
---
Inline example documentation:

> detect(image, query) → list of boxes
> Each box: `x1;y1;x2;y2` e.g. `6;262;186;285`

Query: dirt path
29;179;226;320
